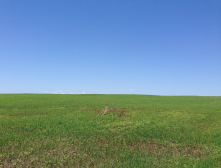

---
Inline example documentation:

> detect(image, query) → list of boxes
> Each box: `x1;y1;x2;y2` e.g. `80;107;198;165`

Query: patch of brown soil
109;108;130;117
155;110;167;112
102;106;108;115
75;106;87;112
93;109;100;112
131;140;210;158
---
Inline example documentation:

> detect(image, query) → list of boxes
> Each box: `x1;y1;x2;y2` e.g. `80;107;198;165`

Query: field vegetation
0;94;221;167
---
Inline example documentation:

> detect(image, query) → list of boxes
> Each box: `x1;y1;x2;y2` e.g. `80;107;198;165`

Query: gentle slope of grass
0;94;221;167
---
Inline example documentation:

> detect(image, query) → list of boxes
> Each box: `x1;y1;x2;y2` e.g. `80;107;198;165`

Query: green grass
0;94;221;167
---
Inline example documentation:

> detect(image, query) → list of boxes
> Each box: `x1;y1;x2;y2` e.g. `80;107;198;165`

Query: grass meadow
0;94;221;167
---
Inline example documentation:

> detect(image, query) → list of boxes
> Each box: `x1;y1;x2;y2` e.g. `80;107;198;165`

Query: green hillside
0;94;220;167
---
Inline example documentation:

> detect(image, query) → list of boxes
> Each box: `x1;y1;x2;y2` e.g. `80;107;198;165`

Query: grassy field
0;94;221;167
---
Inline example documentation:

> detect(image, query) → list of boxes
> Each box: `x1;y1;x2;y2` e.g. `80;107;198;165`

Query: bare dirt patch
75;106;87;112
131;140;210;158
155;110;167;112
109;108;130;117
93;109;100;112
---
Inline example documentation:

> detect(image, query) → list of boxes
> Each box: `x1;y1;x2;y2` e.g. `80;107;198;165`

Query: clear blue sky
0;0;220;95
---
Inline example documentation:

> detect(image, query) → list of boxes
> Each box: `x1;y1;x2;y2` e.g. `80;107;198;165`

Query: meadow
0;94;220;167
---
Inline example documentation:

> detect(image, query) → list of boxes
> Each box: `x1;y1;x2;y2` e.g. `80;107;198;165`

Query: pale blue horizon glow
0;0;220;96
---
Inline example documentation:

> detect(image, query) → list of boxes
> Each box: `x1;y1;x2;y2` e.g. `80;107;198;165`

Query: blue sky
0;0;220;95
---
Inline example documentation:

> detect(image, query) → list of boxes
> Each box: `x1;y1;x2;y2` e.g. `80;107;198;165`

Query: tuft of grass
0;94;221;167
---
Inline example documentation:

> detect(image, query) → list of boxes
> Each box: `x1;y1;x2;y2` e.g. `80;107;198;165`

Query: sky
0;0;220;95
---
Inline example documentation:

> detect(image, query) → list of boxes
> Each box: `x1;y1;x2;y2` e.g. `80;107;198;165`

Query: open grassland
0;94;221;167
